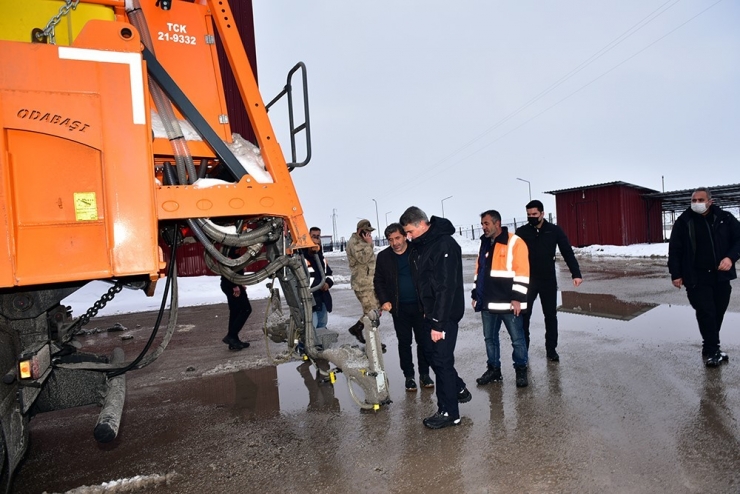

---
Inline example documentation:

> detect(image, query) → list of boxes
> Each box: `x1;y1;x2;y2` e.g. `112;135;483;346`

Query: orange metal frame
144;0;311;249
0;0;311;288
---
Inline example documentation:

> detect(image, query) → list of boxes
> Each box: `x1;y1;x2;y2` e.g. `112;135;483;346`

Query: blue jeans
481;311;528;368
313;302;328;330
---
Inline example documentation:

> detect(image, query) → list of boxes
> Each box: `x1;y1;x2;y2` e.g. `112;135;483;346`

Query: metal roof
543;181;660;195
643;183;740;212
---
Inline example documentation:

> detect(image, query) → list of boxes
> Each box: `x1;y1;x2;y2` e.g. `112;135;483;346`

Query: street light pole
385;211;392;228
441;195;453;218
516;178;531;202
372;199;380;235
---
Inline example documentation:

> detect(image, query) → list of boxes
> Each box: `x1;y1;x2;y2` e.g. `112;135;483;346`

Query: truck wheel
0;430;9;494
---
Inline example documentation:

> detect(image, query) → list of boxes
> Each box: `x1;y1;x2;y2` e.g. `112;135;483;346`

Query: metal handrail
265;62;312;169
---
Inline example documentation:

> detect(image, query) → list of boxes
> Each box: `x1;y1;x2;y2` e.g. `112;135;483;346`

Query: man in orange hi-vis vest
471;210;530;388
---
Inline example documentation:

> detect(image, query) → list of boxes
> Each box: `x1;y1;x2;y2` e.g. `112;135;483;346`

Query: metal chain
68;282;124;337
35;0;80;44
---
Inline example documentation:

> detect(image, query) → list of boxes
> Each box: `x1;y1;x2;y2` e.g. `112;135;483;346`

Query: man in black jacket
220;247;252;351
400;206;470;429
374;223;433;392
668;187;740;367
516;200;582;362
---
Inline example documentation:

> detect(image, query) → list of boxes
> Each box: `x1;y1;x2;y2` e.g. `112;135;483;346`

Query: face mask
691;203;708;214
527;216;541;227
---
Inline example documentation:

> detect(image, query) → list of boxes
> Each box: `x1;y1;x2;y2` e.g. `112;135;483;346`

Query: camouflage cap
356;219;375;232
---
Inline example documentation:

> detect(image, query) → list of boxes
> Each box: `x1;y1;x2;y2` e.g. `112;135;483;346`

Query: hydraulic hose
209;253;291;286
196;218;281;247
307;251;327;294
127;0;197;184
160;162;244;268
55;229;180;374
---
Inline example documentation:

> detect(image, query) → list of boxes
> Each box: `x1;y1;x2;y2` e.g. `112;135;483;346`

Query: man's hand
431;329;444;342
573;278;583;287
672;278;683;289
718;257;733;271
381;302;392;312
321;282;330;291
471;299;476;310
362;231;373;244
511;300;521;316
232;286;241;297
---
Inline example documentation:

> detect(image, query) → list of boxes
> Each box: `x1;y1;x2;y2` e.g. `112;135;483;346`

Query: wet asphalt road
13;255;740;493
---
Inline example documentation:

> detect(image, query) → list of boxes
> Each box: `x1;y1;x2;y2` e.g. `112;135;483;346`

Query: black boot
515;366;528;388
348;321;365;343
476;365;502;385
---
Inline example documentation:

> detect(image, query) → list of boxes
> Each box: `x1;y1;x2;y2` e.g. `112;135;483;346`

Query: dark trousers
220;283;252;340
420;319;465;419
522;278;559;352
392;303;430;378
686;280;731;355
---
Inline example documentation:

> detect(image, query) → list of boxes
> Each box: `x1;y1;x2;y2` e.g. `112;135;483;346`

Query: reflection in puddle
558;300;740;348
186;361;342;417
192;366;281;418
177;338;407;418
559;291;657;321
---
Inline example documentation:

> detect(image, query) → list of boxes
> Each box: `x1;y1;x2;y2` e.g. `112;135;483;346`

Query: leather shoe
419;374;435;388
222;336;249;350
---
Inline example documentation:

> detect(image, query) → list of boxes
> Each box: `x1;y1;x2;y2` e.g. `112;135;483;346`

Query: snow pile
574;243;669;258
63;277;273;319
203;356;273;375
54;472;176;493
225;133;273;183
454;234;482;255
150;112;273;184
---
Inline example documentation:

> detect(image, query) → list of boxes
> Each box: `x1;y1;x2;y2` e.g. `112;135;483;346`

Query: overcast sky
251;0;739;240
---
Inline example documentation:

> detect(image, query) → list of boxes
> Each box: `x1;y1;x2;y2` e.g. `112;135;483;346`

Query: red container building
545;181;663;247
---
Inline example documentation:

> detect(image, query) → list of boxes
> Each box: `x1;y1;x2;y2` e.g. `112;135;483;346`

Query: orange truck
0;0;389;486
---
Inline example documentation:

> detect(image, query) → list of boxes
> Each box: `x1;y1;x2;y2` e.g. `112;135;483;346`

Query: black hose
106;228;179;378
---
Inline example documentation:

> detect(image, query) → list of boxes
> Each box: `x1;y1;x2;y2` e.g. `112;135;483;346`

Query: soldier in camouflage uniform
347;219;380;342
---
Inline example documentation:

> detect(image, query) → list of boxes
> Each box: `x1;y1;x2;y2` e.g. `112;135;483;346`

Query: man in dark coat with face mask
515;199;582;362
668;187;740;367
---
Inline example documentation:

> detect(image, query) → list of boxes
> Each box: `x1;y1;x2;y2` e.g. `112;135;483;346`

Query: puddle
160;338;409;418
556;293;740;347
559;291;657;320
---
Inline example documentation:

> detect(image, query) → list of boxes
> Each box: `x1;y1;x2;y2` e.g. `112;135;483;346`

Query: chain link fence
455;213;557;240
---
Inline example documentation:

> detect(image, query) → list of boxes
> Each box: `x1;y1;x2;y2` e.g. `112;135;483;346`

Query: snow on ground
63;236;668;318
326;234;669;258
573;242;669;258
58;472;176;493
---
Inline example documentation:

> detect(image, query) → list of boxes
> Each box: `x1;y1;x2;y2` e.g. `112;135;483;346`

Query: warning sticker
74;192;98;221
